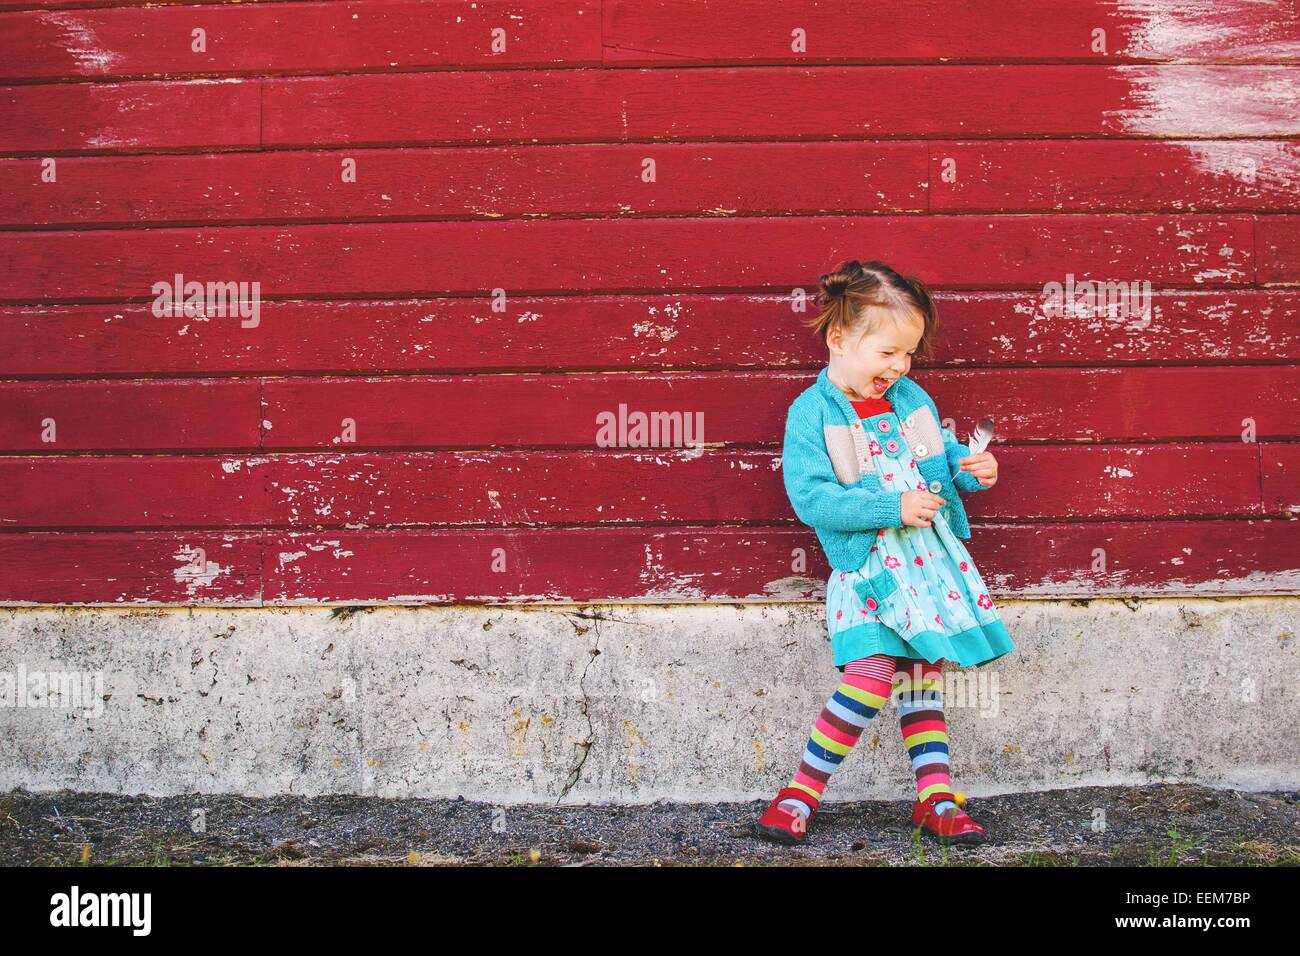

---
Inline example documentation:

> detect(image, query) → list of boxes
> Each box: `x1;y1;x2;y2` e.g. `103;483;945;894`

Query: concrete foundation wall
1;598;1296;802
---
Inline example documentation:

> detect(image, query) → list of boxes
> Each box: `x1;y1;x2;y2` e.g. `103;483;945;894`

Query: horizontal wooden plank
3;290;1297;377
0;1;601;82
0;141;929;228
1259;215;1300;284
148;441;1287;524
2;520;1295;604
0;531;262;604
260;67;1300;150
6;139;1295;229
0;295;832;377
0;455;268;528
606;0;1300;65
259;522;1300;603
260;367;1300;450
931;140;1300;212
0;214;1255;302
968;520;1300;597
260;372;797;450
1261;443;1300;516
4;0;1297;80
919;365;1300;443
0;379;261;451
933;290;1300;365
964;444;1262;520
1;443;1279;530
0;1;273;9
2;367;1294;454
0;450;788;528
0;78;260;155
259;450;791;528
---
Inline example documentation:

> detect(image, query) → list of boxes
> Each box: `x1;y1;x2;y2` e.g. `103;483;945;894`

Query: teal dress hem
831;616;1015;669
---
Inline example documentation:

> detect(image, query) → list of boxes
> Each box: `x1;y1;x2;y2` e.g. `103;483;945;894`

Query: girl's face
827;307;926;400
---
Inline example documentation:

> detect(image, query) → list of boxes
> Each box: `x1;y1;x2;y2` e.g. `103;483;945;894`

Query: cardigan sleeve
781;401;904;532
943;424;989;494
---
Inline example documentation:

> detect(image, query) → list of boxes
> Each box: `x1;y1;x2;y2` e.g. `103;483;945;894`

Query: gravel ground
1;783;1297;866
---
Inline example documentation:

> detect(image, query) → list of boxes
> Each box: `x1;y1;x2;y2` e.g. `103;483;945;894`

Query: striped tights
779;653;957;820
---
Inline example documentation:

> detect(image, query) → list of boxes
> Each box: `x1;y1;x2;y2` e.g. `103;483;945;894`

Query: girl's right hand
900;490;945;528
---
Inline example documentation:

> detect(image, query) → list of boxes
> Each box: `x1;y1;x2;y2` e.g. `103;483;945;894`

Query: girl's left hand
959;452;998;487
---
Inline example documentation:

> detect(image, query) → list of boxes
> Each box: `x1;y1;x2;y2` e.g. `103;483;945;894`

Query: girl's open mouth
873;377;892;392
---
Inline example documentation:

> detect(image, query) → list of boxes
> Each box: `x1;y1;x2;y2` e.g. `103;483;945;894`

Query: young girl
755;259;1014;847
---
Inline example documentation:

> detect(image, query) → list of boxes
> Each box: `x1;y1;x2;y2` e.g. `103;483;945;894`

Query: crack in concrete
556;610;604;805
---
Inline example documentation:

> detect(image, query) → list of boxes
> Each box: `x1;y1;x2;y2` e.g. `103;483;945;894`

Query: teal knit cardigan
781;368;989;572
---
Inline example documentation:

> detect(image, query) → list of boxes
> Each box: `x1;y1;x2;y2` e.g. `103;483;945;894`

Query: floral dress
825;405;1015;670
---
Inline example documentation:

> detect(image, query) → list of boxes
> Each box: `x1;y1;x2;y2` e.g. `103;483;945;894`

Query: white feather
967;417;995;455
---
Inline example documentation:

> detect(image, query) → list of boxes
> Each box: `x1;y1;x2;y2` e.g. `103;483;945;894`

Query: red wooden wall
0;0;1297;605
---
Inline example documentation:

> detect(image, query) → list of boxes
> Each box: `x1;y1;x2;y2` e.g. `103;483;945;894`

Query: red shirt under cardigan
849;396;893;418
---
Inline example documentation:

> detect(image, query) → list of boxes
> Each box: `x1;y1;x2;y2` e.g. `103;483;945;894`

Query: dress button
877;419;891;433
928;480;942;493
915;443;928;457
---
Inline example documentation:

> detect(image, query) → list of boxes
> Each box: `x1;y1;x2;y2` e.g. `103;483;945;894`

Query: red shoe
911;792;987;846
754;786;819;844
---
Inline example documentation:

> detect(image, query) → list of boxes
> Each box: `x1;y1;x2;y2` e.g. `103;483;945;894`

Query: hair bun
820;259;865;298
819;271;853;298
